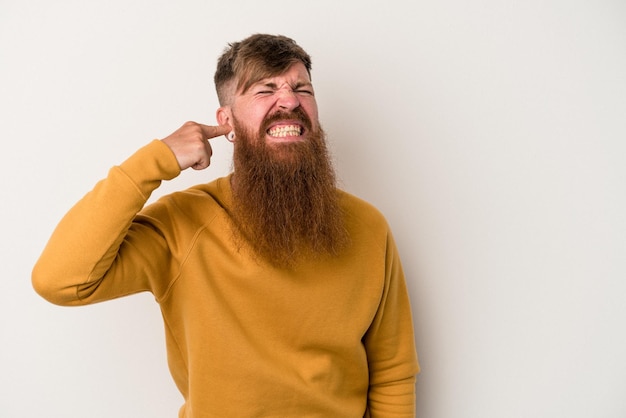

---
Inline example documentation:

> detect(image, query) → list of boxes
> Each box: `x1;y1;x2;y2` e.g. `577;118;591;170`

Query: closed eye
252;86;274;93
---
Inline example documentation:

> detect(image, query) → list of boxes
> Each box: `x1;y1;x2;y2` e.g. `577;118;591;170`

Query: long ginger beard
230;110;349;269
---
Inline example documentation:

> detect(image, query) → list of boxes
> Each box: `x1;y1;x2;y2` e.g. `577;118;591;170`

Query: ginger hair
214;34;312;105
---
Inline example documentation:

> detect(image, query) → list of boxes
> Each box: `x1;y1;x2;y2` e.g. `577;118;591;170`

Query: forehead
245;62;312;90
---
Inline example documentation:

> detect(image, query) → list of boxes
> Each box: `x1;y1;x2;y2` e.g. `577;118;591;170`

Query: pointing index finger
200;124;231;140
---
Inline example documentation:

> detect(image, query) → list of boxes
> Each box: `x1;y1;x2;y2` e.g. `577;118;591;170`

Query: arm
32;122;229;305
364;232;420;417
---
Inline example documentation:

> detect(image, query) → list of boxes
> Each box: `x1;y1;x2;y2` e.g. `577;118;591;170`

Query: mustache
260;107;313;133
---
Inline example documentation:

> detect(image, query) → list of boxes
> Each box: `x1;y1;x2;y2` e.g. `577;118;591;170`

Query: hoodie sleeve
32;140;181;306
364;230;420;417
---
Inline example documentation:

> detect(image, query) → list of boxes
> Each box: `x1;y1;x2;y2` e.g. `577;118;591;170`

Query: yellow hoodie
32;140;419;417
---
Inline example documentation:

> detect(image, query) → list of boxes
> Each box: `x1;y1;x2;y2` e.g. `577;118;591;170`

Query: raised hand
161;121;231;170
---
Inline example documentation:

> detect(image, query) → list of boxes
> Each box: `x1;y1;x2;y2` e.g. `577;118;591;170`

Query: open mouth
267;124;303;138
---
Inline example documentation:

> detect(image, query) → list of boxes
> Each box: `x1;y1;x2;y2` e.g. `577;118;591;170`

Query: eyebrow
255;81;313;90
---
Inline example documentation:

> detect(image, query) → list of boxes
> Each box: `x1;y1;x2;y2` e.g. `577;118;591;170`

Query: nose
276;88;300;111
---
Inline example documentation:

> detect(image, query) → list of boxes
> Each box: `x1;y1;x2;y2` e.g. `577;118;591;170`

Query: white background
1;1;625;417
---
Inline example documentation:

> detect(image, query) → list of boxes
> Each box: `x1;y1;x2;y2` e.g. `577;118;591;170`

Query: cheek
233;107;265;132
305;103;320;127
298;95;318;114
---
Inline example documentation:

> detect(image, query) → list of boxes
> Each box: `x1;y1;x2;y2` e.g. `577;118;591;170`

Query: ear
216;106;235;142
216;106;231;128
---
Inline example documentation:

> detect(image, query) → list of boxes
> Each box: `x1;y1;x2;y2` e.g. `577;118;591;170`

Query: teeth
268;125;302;137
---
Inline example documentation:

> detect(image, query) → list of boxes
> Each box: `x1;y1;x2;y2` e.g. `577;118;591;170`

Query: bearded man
32;34;419;417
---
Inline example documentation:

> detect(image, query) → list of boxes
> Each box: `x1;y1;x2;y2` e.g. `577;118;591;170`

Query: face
219;63;347;267
217;62;319;146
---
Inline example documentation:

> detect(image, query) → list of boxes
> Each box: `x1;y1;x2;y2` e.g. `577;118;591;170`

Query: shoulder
140;176;232;226
337;189;391;236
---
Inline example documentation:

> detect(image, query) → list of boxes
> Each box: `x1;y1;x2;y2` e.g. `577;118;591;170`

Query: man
32;34;419;417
